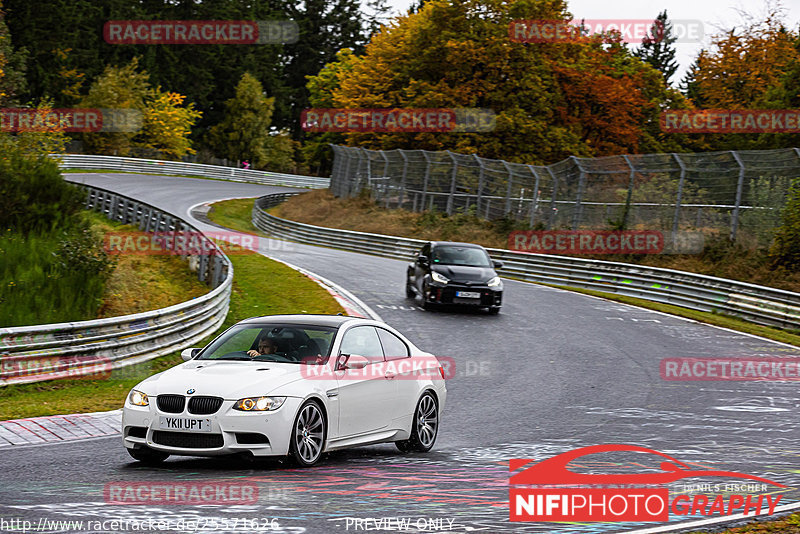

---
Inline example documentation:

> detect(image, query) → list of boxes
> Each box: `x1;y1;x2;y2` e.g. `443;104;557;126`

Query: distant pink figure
242;160;250;169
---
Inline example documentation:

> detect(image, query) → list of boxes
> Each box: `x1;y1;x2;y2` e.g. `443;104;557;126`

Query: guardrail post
529;166;541;227
672;153;687;245
730;150;746;241
571;157;586;230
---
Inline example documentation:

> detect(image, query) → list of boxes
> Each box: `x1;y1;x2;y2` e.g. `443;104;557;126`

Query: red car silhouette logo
510;444;786;488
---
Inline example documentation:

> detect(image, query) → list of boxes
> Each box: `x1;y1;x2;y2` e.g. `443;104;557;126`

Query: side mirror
418;255;430;267
181;348;201;361
493;260;504;269
338;354;370;370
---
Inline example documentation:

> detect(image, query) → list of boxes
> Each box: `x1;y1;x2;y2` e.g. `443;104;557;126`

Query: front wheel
405;280;415;298
127;447;169;465
289;401;326;467
395;392;439;453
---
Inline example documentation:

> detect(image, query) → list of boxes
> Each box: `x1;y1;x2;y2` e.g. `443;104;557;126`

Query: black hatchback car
406;241;503;313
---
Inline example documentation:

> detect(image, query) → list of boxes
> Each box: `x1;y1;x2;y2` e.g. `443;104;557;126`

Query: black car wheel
127;446;169;465
405;281;415;298
289;401;326;467
395;392;438;453
488;307;500;315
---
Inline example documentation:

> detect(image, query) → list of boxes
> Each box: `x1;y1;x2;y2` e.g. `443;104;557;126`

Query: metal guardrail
0;184;233;386
253;193;800;331
53;154;330;189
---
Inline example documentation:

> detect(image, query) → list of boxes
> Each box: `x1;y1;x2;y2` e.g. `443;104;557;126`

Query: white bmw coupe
122;315;447;466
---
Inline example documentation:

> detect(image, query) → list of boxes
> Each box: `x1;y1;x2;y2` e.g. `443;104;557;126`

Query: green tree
770;178;800;270
206;72;275;168
79;58;149;156
0;0;26;106
634;11;679;85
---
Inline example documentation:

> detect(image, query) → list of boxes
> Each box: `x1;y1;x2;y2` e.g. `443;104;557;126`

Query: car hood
433;264;495;283
137;360;307;399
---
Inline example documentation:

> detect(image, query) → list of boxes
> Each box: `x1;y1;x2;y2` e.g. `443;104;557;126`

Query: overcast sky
382;0;800;86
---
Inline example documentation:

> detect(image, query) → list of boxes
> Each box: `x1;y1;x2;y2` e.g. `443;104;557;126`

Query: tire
488;307;500;315
405;281;415;298
395;392;439;453
127;447;169;465
289;401;326;467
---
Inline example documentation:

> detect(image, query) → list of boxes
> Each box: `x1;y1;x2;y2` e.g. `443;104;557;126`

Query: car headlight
233;396;286;411
487;276;502;287
128;390;149;406
431;271;449;284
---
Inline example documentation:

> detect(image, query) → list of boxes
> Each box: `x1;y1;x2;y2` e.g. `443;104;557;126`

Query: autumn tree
80;58;200;157
691;11;800;109
136;90;202;160
305;0;688;165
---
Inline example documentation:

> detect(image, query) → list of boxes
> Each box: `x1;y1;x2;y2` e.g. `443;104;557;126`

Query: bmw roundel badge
187;388;195;394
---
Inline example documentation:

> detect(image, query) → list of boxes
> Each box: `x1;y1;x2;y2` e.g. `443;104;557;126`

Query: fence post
474;154;485;215
446;151;458;215
730;150;746;241
621;155;636;230
421;151;431;211
343;147;354;197
399;150;409;208
547;167;559;230
502;161;514;216
671;153;687;245
529;166;541;227
571;157;586;230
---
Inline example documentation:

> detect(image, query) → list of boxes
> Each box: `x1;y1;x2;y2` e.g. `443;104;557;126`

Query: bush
0;223;115;327
0;146;84;234
770;178;800;271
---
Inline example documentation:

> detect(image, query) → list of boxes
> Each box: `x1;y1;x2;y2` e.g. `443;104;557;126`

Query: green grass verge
205;197;265;235
536;281;800;347
0;208;343;420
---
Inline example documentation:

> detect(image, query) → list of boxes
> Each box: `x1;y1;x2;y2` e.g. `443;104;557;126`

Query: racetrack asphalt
2;172;795;534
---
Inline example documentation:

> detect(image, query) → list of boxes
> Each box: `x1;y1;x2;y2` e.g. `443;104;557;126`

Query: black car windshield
432;246;492;267
196;324;337;364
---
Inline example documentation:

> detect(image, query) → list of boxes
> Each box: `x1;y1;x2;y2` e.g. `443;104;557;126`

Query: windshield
197;324;336;364
432;246;492;268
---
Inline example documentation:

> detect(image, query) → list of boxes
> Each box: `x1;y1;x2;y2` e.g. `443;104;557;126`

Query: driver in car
247;338;277;358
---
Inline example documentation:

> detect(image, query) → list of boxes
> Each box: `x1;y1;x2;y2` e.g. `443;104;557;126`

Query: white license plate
456;291;481;298
158;416;211;432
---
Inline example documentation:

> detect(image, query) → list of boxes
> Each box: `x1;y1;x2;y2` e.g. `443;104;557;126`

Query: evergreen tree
634;10;679;85
206;72;275;167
